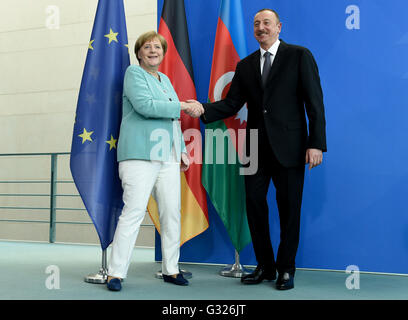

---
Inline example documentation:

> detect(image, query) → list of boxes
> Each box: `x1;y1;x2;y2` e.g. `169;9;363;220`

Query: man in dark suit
191;9;327;290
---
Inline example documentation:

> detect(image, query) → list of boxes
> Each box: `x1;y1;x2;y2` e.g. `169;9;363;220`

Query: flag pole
84;249;108;284
219;250;251;278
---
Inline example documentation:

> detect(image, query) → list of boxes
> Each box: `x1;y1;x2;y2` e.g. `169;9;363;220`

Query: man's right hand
181;100;204;118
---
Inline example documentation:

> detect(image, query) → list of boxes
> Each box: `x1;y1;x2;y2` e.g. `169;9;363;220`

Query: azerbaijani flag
147;0;209;245
202;0;251;253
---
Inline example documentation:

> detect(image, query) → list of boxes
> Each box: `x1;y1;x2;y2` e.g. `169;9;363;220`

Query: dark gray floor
0;240;407;300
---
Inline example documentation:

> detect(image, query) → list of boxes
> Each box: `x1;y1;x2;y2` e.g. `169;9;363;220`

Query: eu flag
70;0;130;250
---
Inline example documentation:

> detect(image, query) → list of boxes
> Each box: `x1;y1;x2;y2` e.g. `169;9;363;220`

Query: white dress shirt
260;39;280;74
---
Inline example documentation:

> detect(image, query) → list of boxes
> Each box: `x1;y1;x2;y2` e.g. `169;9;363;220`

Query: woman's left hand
180;153;190;172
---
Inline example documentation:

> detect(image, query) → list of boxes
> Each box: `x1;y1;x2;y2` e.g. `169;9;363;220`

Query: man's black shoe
276;272;294;290
241;266;276;284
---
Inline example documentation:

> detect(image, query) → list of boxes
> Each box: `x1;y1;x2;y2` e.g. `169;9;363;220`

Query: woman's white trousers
107;153;181;278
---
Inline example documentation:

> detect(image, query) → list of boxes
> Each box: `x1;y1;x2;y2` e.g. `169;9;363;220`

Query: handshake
180;100;204;118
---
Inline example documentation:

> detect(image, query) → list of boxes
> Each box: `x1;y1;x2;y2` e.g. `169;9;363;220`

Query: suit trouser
244;141;305;275
108;149;181;279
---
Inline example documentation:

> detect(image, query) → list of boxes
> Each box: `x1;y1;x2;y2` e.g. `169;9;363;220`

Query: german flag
147;0;209;245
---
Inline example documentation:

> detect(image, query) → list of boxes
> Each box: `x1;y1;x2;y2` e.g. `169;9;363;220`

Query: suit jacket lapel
265;40;287;88
249;40;288;91
250;50;263;89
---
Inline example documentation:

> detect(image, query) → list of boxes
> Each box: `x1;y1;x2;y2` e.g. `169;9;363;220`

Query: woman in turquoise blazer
106;31;202;291
117;63;186;163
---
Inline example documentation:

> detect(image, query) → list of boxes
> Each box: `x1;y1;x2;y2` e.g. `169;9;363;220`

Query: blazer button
169;98;172;101
263;109;268;114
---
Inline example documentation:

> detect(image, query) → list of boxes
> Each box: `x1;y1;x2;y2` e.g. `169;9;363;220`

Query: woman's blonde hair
134;31;168;62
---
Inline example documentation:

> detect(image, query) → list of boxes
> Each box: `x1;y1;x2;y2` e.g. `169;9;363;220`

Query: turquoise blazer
117;65;186;162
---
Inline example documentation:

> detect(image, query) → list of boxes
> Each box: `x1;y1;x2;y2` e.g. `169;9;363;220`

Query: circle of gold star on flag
104;28;119;44
105;135;117;150
78;128;94;144
88;39;95;50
